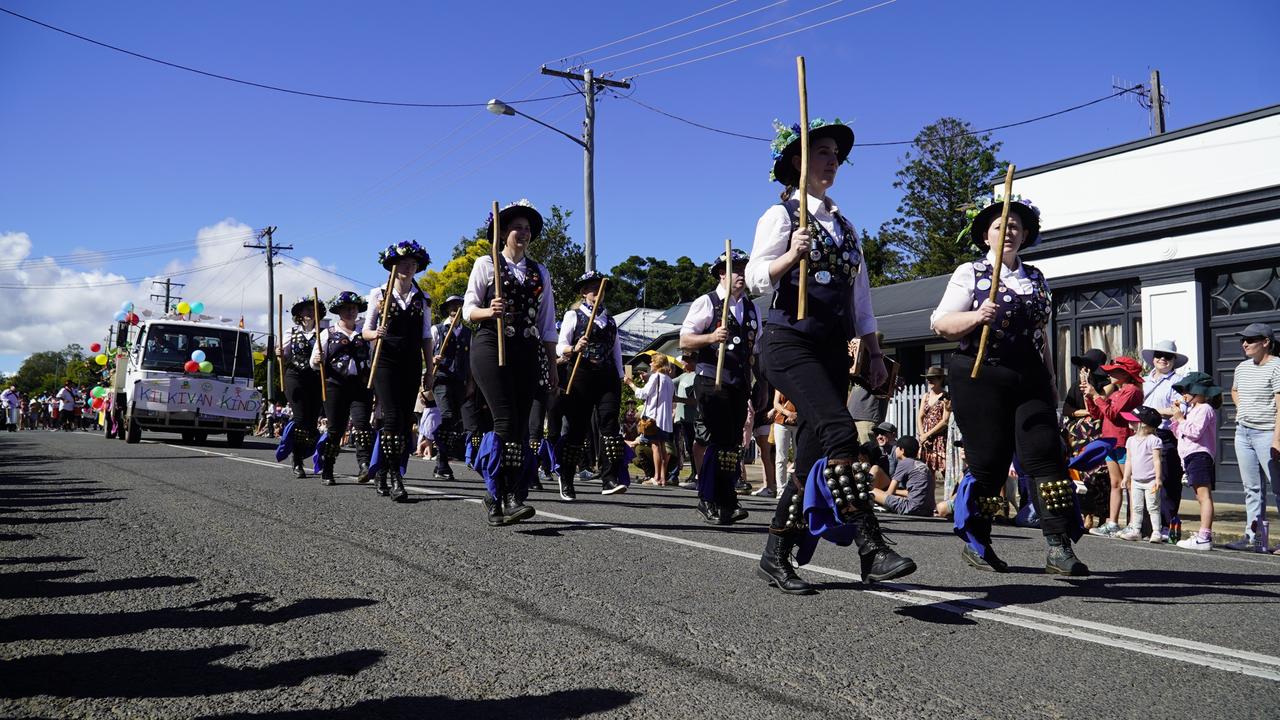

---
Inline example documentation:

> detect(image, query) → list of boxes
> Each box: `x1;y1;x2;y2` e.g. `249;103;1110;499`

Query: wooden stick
970;164;1017;379
795;55;811;321
276;294;285;393
366;267;397;389
714;238;733;390
434;306;462;362
565;278;609;396
492;200;506;367
311;289;327;402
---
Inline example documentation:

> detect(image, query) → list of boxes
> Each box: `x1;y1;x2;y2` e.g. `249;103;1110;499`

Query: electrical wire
617;85;1146;146
548;0;742;66
583;1;788;67
0;255;256;290
616;0;900;78
0;228;256;271
280;254;376;290
0;6;579;109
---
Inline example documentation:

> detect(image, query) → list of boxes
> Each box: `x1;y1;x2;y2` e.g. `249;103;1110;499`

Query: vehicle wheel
193;432;208;444
125;415;142;444
225;431;244;449
181;431;195;443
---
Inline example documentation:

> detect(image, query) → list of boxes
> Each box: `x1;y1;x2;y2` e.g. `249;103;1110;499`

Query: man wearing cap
429;295;470;482
1229;322;1280;552
680;248;756;526
1085;355;1145;537
871;436;933;517
873;422;899;477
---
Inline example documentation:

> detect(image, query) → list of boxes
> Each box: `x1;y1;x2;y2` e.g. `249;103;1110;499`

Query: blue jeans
1234;425;1280;541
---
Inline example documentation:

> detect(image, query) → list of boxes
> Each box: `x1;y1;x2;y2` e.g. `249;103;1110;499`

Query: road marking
143;442;1280;681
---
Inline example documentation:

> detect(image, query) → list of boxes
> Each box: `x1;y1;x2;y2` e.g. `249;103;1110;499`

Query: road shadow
194;688;638;719
0;554;83;565
0;592;379;642
0;568;197;600
1;645;384;699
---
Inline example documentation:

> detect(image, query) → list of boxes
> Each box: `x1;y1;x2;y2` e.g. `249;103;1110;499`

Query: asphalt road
2;430;1278;719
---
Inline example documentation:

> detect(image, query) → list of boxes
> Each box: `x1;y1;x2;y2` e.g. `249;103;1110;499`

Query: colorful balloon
121;301;134;312
191;302;205;314
252;351;265;364
92;397;105;409
176;301;191;315
95;354;108;366
198;360;214;374
127;312;140;326
91;386;105;398
184;360;200;373
191;350;207;363
113;311;128;322
89;342;101;353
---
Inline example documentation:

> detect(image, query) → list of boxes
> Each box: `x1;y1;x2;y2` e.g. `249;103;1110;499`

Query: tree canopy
603;255;718;316
12;344;102;395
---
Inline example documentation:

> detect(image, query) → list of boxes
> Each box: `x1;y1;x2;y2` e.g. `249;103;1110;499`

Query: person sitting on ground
872;437;934;517
873;421;899;476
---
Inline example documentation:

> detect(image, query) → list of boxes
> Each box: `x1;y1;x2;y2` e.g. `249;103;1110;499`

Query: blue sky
1;0;1278;372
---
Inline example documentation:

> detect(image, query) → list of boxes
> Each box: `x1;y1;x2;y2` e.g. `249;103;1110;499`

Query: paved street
2;430;1278;719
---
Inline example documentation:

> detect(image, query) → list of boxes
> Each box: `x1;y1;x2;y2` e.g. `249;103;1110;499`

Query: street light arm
509;106;587;148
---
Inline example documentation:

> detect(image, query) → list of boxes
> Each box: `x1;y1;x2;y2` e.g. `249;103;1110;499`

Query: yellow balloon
176;301;191;314
252;351;265;364
95;354;108;365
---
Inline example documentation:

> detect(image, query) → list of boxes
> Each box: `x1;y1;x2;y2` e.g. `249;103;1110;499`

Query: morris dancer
429;294;470;481
310;291;375;485
278;296;322;478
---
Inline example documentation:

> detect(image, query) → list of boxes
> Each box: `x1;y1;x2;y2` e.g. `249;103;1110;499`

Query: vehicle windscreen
140;325;255;379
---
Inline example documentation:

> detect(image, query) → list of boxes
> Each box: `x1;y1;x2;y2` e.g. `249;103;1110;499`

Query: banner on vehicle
135;377;263;420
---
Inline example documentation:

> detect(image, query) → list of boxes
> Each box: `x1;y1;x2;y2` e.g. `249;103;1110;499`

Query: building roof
869;274;950;345
615;306;685;357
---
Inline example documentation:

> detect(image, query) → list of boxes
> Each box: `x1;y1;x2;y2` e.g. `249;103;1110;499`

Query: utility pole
244;227;291;402
539;66;630;273
149;278;184;311
1149;69;1166;135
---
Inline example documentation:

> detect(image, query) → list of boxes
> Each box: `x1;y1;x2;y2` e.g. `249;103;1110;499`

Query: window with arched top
1209;265;1280;317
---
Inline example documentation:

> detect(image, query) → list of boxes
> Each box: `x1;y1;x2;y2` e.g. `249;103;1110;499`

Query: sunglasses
1152;352;1175;361
1241;337;1267;345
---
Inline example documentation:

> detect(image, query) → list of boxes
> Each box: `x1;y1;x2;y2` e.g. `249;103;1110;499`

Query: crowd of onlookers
0;382;99;432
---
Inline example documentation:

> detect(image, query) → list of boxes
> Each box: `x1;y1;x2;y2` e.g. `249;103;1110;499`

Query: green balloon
198;360;213;374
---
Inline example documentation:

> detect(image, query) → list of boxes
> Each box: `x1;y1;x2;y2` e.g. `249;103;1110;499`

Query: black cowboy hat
487;200;544;242
709;248;750;277
440;294;464;309
770;119;855;187
966;197;1041;250
1070;348;1107;371
574;270;609;293
290;295;319;317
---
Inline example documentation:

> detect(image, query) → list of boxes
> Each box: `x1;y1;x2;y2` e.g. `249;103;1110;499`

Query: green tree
882;117;1005;279
12;345;99;395
419;239;492;323
859;227;908;288
605;256;718;316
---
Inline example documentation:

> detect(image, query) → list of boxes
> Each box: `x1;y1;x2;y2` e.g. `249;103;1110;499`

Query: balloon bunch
113;301;140;325
173;300;206;316
89;385;109;410
183;349;214;374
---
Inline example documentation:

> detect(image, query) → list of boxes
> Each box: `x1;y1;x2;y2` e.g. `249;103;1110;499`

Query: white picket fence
885;382;964;497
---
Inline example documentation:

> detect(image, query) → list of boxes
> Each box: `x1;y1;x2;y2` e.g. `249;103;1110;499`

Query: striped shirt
1233;357;1280;430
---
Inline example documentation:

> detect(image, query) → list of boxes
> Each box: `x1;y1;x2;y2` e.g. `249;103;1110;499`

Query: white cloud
0;221;368;362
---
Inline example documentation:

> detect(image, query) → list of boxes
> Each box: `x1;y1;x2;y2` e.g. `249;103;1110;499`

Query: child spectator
1171;372;1222;550
1086;356;1145;537
1116;406;1164;542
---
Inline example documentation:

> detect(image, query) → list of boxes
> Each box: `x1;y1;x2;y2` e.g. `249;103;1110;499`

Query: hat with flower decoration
327;291;368;314
961;193;1042;250
289;294;321;319
486;199;544;243
574;270;609;293
710;248;750;277
377;240;430;272
769;118;855;186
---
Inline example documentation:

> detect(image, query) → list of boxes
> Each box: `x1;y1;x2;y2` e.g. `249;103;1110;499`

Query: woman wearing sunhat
915;366;951;482
746;118;915;595
428;294;471;482
679;249;756;526
310;291;375;485
931;194;1090;576
362;240;433;503
1141;340;1189;419
557;270;628;501
277;295;323;479
463;200;559;526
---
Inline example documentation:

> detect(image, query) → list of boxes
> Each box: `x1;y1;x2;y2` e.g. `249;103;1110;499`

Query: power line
0;228;255;271
615;0;901;78
279;254;376;290
0;256;253;290
616;85;1146;146
0;6;579;109
584;0;788;67
549;0;742;66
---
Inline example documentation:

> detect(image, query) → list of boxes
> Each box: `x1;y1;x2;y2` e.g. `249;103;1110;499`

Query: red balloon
91;397;105;409
89;342;102;353
184;360;200;373
127;313;140;325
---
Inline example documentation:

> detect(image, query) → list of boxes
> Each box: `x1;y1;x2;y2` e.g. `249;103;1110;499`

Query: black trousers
433;374;464;460
563;364;622;454
284;368;322;435
693;375;749;448
761;324;858;529
323;376;372;448
948;353;1070;535
469;329;541;445
372;348;421;442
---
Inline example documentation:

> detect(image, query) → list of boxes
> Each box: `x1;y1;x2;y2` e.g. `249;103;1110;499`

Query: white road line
137;444;1280;682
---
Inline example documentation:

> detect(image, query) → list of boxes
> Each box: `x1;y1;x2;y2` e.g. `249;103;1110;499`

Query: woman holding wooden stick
362;240;433;503
556;271;628;501
277;295;323;479
427;294;470;482
310;291;375;485
678;249;756;525
746;117;914;595
463;200;559;526
930;194;1089;576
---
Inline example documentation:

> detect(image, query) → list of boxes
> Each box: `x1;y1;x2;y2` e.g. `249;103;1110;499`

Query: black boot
961;544;1009;572
374;469;390;497
756;532;815;595
389;469;410;503
557;466;578;501
483;493;504;526
292;457;307;479
501;491;535;524
433;459;454;481
853;512;916;583
353;429;373;483
1045;533;1090;576
321;459;336;486
356;461;370;484
697;499;720;524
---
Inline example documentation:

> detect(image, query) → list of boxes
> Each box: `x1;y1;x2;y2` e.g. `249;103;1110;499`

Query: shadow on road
193;688;639;719
0;645;385;699
0;568;197;600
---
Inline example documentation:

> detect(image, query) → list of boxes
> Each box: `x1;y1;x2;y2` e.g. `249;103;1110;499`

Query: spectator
1;386;19;432
749;368;776;497
1227;322;1280;552
1062;349;1110;528
1086;355;1144;537
672;357;699;487
1116;406;1164;542
1171;372;1222;551
771;390;798;497
626;355;674;486
55;381;79;432
847;379;885;444
915;367;951;483
873;422;899;476
872;436;934;517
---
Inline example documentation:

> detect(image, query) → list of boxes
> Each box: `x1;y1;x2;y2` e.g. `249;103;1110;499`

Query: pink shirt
1170;403;1217;460
1124;433;1162;485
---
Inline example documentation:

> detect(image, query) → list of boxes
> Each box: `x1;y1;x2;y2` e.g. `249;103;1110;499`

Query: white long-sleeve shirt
362;285;432;338
681;286;753;379
1;389;18;409
745;190;877;337
557;304;623;377
929;250;1039;329
55;387;78;411
635;371;674;433
462;254;558;343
